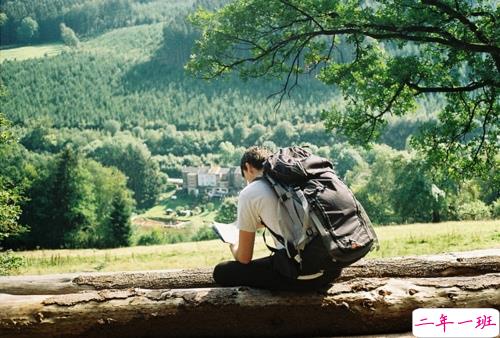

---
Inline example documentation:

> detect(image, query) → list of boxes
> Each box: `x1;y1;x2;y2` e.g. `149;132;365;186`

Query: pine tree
50;147;96;248
108;193;132;247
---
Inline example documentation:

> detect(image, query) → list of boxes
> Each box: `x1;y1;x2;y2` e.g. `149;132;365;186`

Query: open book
212;222;239;245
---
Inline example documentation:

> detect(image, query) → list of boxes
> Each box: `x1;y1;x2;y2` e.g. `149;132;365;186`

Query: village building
181;166;245;198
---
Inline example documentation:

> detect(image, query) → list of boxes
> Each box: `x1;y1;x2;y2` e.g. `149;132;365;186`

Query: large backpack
261;146;378;279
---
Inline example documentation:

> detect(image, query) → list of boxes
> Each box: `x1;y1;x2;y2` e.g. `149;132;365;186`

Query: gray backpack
261;147;378;279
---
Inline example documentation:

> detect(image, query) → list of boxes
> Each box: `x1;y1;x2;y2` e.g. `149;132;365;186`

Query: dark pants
213;255;343;292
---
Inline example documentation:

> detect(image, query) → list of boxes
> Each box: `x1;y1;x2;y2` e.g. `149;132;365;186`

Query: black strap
260;219;286;247
261;220;298;260
260;219;286;248
262;229;278;253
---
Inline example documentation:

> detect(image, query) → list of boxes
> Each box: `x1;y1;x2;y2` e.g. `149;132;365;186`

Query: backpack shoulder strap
261;218;302;264
261;223;281;253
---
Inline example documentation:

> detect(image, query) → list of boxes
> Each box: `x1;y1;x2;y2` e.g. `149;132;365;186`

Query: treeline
15;120;500;221
17;115;427;178
20;123;167;209
334;144;499;225
13;147;135;249
211;142;499;226
1;122;168;250
0;0;227;46
2;117;498;251
1;0;132;45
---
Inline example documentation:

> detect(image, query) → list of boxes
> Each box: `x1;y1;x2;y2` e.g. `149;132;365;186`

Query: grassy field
10;219;499;275
139;190;222;227
129;191;223;245
0;43;66;63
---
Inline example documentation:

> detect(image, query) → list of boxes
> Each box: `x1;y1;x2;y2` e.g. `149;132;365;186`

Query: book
212;222;239;244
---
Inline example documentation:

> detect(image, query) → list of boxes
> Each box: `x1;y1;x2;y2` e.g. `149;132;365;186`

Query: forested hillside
0;0;222;45
1;26;334;129
0;0;497;256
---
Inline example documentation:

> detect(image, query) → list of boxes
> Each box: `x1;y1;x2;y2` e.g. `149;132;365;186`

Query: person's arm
229;229;255;264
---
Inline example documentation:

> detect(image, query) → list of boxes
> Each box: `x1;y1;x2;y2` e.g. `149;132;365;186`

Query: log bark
0;273;498;338
1;249;498;295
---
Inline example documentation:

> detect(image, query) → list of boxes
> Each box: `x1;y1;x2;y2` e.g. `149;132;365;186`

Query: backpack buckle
306;228;314;237
280;191;292;202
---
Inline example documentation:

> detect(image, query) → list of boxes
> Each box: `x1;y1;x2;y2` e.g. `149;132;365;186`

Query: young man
213;146;342;291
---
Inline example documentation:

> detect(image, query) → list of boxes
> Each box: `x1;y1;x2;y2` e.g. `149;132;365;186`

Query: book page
212;222;239;245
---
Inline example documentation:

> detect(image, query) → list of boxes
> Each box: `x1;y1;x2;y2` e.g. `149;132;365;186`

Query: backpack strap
261;174;309;264
261;219;300;264
260;219;285;249
267;175;314;253
261;228;278;253
294;188;313;252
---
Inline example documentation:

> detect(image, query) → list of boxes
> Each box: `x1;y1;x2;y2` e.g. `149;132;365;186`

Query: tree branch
421;0;490;44
355;28;498;55
455;91;477;142
383;83;406;115
407;80;498;94
265;17;312;36
278;0;324;31
473;89;495;162
208;21;500;79
268;35;312;108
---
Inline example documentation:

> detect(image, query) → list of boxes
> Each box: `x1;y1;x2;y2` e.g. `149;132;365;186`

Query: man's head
240;146;271;182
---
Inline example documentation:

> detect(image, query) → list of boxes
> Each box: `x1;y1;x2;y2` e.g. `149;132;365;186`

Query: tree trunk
1;249;498;295
0;273;498;338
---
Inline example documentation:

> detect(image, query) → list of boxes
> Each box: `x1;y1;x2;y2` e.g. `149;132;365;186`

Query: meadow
12;219;500;275
0;43;66;63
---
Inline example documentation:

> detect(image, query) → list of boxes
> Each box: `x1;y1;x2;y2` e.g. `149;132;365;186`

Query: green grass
0;43;66;63
9;220;499;275
0;21;163;65
138;191;222;229
370;220;500;258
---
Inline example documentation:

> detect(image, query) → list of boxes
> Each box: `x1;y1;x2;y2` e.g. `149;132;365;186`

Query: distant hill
0;0;217;46
0;19;335;130
0;0;431;153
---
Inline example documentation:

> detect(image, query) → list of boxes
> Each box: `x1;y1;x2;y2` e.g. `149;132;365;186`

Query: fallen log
1;249;498;295
0;273;498;338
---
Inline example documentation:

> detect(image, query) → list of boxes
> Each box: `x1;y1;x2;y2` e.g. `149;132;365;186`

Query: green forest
0;0;498;274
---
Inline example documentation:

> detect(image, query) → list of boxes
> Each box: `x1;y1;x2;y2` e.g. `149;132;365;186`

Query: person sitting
213;146;343;291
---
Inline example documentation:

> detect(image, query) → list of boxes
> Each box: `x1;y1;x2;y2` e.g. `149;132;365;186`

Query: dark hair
240;146;271;176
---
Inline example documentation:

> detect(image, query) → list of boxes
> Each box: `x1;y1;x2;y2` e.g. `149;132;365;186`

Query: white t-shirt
236;177;284;248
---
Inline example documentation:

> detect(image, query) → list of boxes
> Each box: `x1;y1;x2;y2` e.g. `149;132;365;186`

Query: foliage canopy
0;114;26;242
187;0;499;178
